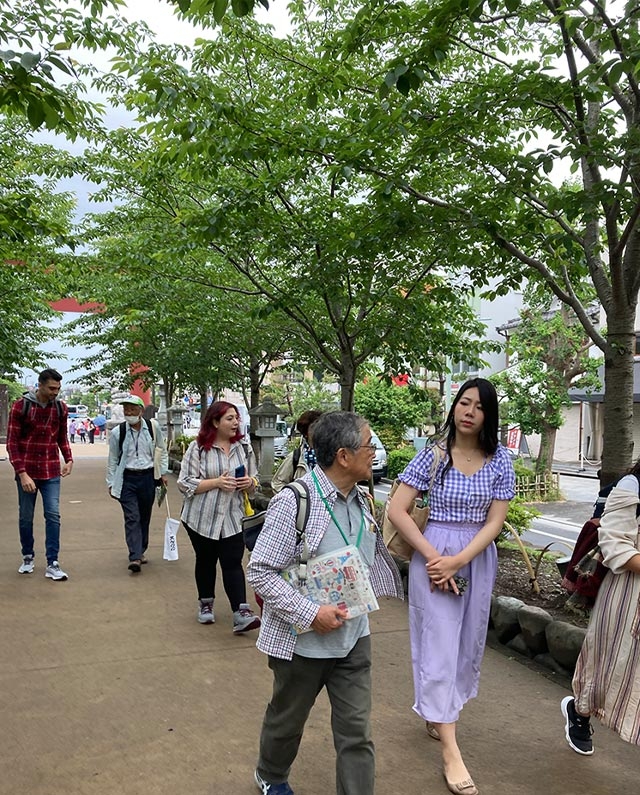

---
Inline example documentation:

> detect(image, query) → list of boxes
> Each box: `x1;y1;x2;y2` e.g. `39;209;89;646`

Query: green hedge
500;497;540;542
387;446;418;479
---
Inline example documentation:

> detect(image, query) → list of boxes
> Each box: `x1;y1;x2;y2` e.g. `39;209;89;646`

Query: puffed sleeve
491;446;516;501
398;446;438;492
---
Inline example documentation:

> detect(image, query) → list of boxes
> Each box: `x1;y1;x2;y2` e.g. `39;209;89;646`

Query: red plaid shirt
7;398;73;480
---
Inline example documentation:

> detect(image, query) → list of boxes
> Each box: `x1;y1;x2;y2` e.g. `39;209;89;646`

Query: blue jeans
16;476;61;564
119;470;155;561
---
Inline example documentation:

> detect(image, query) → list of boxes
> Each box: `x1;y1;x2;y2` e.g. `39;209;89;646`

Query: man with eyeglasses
248;411;403;795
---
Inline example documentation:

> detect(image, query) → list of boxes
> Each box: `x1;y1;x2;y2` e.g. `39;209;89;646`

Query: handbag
163;493;180;561
242;510;267;551
241;489;267;551
382;445;441;562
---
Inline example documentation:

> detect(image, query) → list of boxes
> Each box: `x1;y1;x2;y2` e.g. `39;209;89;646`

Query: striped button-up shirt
177;439;257;539
247;466;404;660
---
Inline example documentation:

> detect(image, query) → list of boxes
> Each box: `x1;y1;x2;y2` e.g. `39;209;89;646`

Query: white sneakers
18;555;34;574
19;557;68;580
44;561;68;581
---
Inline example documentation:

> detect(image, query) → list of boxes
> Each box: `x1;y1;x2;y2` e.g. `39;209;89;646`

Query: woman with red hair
177;401;261;633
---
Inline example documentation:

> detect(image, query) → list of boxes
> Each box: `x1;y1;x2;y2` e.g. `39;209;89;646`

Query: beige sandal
426;721;440;740
442;773;478;795
443;773;478;795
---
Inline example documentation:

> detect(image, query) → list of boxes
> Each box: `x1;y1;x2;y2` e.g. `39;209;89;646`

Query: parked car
370;431;388;483
273;435;290;459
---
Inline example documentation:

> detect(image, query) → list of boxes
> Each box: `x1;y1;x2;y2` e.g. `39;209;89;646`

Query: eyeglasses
343;442;377;454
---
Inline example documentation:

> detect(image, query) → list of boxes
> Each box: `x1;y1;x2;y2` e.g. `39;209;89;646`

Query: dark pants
16;476;61;564
119;469;155;561
184;525;246;611
257;636;374;794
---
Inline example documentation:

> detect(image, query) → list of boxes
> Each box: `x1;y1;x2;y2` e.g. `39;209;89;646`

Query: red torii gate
49;298;151;404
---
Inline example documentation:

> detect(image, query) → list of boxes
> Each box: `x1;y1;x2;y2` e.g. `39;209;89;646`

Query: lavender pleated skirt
408;519;497;724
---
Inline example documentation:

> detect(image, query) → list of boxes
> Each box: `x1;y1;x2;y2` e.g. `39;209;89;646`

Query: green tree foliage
0;119;78;374
0;1;145;375
64;256;290;423
262;375;340;420
492;304;601;474
83;15;492;412
302;0;640;482
167;0;267;24
354;377;442;448
0;0;140;135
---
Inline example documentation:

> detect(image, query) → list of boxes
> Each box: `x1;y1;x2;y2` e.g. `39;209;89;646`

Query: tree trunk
536;423;557;475
600;311;636;484
338;352;357;411
249;355;262;434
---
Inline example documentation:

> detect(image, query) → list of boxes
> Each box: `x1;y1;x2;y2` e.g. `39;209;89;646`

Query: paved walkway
0;453;637;795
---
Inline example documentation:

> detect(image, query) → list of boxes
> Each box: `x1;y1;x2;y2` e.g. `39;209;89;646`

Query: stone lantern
250;397;285;488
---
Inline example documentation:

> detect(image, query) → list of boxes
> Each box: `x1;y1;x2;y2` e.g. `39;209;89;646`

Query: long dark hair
439;378;499;477
197;401;243;451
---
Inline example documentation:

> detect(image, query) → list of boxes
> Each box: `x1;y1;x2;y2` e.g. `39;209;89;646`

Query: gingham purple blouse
399;443;515;524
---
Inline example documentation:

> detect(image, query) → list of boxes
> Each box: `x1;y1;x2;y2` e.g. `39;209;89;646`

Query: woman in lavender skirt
388;378;515;795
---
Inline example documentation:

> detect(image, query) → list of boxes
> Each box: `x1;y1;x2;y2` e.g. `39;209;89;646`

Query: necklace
458;448;479;462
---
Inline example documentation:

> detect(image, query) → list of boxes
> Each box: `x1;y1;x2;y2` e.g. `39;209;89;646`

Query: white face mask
124;414;142;426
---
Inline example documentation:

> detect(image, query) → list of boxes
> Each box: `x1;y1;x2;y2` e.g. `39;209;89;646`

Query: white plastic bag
163;494;180;561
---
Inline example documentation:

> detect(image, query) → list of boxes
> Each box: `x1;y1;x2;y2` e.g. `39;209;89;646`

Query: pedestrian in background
87;419;96;444
388;378;515;795
106;396;169;573
561;463;640;755
248;411;403;795
271;409;323;493
177;401;261;633
77;420;87;443
6;367;74;581
69;419;77;443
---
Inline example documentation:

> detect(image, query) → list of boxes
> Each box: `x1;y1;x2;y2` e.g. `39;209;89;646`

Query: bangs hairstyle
197;401;243;451
440;378;500;478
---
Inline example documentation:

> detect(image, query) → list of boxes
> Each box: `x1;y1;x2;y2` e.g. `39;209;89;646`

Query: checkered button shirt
247;467;404;660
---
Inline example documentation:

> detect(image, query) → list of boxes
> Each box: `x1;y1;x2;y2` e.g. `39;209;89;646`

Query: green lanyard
311;470;365;549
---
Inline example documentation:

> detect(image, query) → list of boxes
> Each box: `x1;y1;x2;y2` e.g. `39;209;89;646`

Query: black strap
21;397;63;419
117;417;154;464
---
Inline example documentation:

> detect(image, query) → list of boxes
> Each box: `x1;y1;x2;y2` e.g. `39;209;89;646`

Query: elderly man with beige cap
106;396;169;573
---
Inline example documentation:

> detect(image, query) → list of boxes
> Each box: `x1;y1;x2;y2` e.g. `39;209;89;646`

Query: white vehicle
66;404;88;419
370;432;388;483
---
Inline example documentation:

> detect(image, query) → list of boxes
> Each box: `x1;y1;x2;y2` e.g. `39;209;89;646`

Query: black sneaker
561;696;594;755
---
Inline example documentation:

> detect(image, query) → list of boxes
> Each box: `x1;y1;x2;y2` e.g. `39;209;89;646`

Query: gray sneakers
233;603;261;634
45;561;68;581
18;555;35;574
197;598;215;624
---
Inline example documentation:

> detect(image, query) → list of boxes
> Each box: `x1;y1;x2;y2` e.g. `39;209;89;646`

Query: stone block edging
490;594;586;678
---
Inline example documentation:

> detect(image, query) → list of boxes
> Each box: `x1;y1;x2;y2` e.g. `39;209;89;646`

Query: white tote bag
163;494;180;561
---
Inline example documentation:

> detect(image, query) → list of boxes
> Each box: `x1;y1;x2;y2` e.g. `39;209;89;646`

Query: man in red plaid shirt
7;368;74;581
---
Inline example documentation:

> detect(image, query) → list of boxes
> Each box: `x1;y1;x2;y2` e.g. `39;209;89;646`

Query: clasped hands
426;554;462;595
